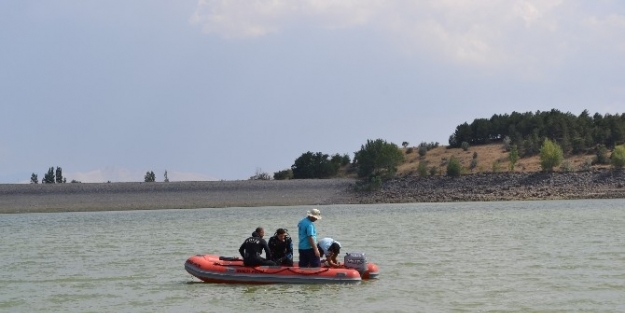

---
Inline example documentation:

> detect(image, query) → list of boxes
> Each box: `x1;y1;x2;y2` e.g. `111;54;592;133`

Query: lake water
1;200;624;312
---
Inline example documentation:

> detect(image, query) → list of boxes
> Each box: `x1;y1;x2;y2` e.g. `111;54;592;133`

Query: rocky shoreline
354;169;625;203
1;170;624;214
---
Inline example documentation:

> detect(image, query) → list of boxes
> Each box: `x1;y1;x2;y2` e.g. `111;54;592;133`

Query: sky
1;0;625;183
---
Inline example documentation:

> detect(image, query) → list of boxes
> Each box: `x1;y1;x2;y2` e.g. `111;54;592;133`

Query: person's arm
286;238;293;255
262;239;272;260
328;253;340;267
239;242;245;258
267;237;276;255
308;236;320;257
286;238;293;260
306;224;320;257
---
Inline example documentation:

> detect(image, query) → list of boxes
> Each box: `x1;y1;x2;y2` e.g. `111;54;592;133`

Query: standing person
297;208;322;267
239;227;276;266
268;228;293;266
317;237;342;268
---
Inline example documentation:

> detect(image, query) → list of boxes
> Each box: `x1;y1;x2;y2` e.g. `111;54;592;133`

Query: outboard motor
343;252;367;274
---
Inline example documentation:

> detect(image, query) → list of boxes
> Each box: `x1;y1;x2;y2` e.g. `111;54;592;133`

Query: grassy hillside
396;143;609;176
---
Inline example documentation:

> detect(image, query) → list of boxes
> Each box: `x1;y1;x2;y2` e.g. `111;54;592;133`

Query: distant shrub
509;144;519;172
446;156;462;177
417;161;428;177
418;145;427;157
539;138;563;172
470;158;478;172
429;166;438;176
461;141;469;151
580;158;593;171
273;169;293;180
492;160;501;173
250;168;272;180
611;145;625;169
406;147;414;154
425;142;439;150
595;144;609;165
354;175;382;191
503;136;512;152
560;160;574;173
440;157;448;166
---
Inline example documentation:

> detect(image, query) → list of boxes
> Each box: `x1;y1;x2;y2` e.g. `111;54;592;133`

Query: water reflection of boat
185;253;379;284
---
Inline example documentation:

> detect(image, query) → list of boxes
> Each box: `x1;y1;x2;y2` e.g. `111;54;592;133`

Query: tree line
269;139;405;186
28;109;625;185
30;167;169;183
30;167;70;184
448;109;625;156
271;109;625;185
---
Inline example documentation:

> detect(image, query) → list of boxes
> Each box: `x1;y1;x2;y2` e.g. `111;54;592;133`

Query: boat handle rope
286;267;331;275
214;262;332;275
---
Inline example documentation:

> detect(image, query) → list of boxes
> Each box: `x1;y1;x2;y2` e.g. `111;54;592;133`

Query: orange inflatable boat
185;253;379;284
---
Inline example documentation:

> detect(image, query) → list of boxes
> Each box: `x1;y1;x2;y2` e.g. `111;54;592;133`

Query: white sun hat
307;208;322;220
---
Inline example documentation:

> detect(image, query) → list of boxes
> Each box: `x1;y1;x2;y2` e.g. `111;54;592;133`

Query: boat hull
185;254;378;284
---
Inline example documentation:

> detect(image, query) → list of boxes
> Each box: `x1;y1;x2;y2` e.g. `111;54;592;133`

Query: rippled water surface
1;200;625;312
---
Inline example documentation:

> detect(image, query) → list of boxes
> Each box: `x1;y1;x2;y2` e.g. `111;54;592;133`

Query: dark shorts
298;249;321;267
244;256;276;267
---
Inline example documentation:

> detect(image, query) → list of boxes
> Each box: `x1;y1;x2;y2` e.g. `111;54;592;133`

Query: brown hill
396;143;608;176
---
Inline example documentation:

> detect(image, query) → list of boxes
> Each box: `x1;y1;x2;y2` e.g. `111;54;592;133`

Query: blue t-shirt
297;217;317;250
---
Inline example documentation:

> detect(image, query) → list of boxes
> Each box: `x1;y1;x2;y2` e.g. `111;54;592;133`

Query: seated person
238;227;276;266
316;237;342;268
268;228;294;266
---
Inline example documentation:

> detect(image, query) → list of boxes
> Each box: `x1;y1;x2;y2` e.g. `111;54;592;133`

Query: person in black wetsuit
238;227;276;266
268;228;293;266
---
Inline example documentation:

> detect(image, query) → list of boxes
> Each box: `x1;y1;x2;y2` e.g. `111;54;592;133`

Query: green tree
55;167;64;183
595;144;609;164
30;173;38;184
446;156;462;177
539;138;564;172
329;153;345;173
509;144;519;172
164;170;169;182
611;145;625;169
273;169;293;180
340;154;351;166
144;171;156;182
402;141;409;148
43;167;55;184
354;139;405;178
291;151;338;179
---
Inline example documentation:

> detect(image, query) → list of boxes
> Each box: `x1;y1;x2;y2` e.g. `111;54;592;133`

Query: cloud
190;0;625;72
190;0;380;38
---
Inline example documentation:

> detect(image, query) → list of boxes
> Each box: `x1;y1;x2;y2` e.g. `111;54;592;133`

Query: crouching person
239;227;276;266
268;228;294;266
317;237;342;268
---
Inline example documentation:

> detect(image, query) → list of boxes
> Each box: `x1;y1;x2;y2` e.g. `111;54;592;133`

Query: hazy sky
2;0;624;183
